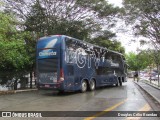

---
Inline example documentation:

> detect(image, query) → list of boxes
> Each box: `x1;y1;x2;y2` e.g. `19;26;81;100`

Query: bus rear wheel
116;77;122;86
89;79;95;91
81;80;87;92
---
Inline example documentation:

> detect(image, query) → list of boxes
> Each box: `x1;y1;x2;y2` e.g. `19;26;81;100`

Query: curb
0;89;37;95
134;81;160;105
0;90;16;95
15;89;38;93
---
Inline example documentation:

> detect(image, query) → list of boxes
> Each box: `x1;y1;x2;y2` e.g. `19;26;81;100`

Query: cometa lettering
39;51;57;56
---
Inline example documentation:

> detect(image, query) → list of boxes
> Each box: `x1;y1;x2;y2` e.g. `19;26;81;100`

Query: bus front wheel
81;80;87;92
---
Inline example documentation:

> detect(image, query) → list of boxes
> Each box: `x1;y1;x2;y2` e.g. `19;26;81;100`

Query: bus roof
38;35;124;56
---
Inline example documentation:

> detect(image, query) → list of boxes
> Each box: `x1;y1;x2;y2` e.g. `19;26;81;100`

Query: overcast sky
107;0;123;7
106;0;148;54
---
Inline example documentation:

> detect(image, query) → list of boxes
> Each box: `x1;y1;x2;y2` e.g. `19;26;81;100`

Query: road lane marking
84;99;128;120
139;104;151;111
126;103;151;120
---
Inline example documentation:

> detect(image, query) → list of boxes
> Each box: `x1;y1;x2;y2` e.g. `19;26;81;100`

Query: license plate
45;85;50;87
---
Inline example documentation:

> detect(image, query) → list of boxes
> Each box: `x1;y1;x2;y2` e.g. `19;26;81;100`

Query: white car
150;74;159;81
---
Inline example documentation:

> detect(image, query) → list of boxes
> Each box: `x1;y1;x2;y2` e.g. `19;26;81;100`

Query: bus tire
116;79;119;86
81;80;87;93
89;79;96;91
119;79;122;86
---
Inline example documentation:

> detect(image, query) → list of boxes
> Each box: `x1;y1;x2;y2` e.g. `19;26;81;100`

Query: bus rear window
38;59;58;73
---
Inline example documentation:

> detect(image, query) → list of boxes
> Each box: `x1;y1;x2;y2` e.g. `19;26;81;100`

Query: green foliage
0;12;16;40
0;12;33;82
138;50;153;69
125;50;152;71
146;49;160;67
91;31;125;54
125;52;138;71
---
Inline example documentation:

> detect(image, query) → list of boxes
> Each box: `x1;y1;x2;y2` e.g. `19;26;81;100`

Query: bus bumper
37;83;64;90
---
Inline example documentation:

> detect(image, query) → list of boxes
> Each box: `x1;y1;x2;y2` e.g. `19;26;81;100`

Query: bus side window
96;66;112;75
96;67;104;75
105;51;112;62
112;54;117;63
65;38;77;64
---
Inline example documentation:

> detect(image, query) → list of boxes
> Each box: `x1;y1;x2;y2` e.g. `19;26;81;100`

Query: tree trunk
14;79;17;90
149;66;152;84
157;65;160;87
30;72;32;88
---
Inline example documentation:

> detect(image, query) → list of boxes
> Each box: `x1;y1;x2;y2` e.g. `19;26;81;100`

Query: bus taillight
59;69;64;82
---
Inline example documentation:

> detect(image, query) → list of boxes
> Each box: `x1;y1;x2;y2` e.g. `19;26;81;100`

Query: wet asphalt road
0;79;159;120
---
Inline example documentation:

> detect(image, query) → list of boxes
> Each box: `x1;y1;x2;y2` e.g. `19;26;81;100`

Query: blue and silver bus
36;35;127;92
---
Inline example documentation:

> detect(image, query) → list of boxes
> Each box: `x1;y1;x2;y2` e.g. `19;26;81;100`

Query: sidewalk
0;88;37;95
134;80;160;105
143;79;160;89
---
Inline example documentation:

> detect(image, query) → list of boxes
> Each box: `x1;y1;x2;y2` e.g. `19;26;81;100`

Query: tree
125;52;138;71
4;0;121;40
125;51;151;71
25;1;46;37
147;49;160;82
90;30;125;54
123;0;160;50
0;11;33;88
138;50;153;70
4;0;125;52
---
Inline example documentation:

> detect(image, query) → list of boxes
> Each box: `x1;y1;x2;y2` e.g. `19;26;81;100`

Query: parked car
127;71;134;78
150;74;159;81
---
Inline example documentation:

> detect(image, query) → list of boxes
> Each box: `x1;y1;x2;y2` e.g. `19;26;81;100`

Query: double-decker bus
36;35;127;92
